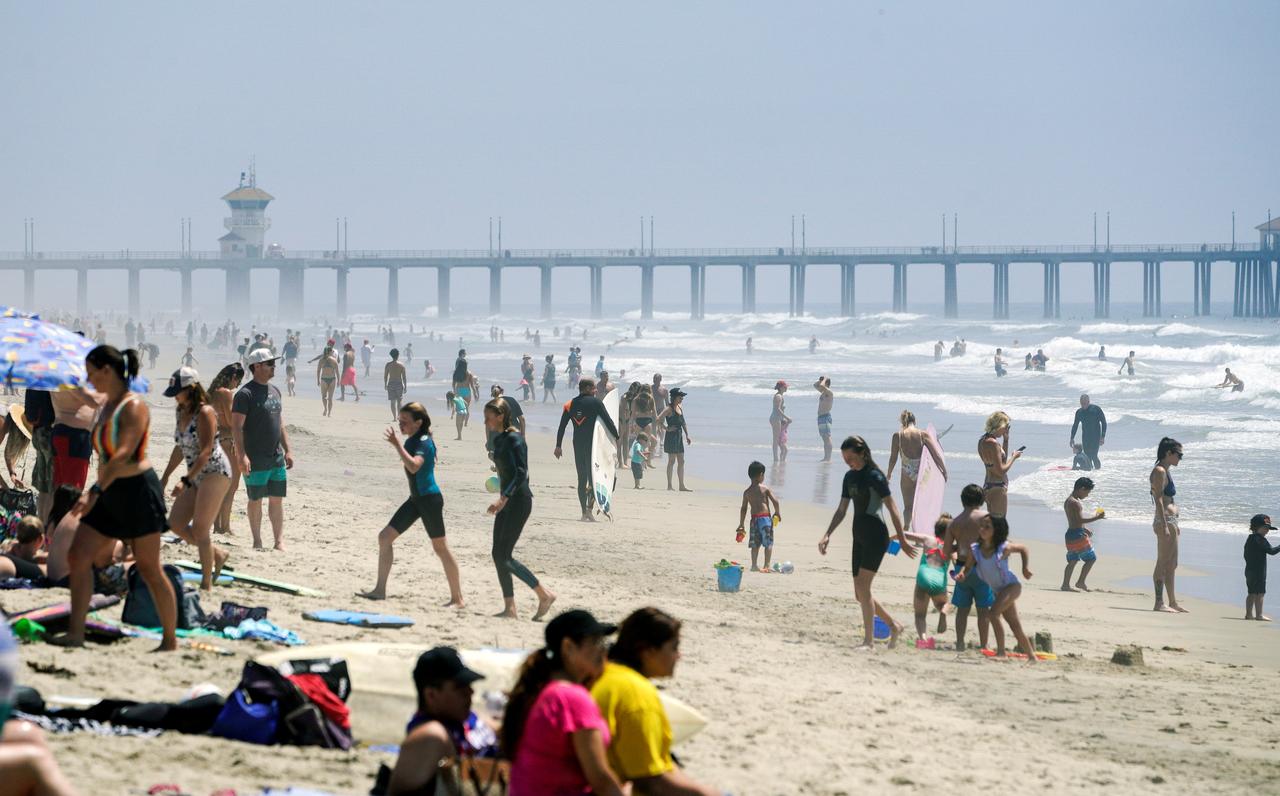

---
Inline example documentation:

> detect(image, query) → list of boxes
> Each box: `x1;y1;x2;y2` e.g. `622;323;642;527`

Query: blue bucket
872;616;891;640
716;566;744;593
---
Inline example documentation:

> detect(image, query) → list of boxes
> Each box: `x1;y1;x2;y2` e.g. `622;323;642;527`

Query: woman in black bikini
659;389;692;491
1150;437;1186;613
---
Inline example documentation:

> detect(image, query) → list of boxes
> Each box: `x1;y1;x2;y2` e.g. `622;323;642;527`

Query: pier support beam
1042;262;1061;319
992;263;1009;319
336;268;349;319
76;269;88;318
892;263;908;313
1142;261;1162;317
540;266;553;319
943;261;958;318
590;265;604;319
436;267;450;319
841;262;857;317
1233;261;1244;317
1092;261;1111;318
699;263;708;319
22;268;34;311
689;264;702;320
181;269;193;318
488;266;501;315
741;263;756;314
128;267;141;319
640;265;655;319
386;267;399;317
1193;261;1212;316
278;267;304;320
225;268;251;318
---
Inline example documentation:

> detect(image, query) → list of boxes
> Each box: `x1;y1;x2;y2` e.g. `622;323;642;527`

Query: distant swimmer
746;336;753;355
1031;349;1049;371
934;341;944;361
1216;367;1244;393
1118;350;1136;376
993;348;1007;378
1098;345;1107;361
1024;353;1033;370
809;335;818;354
814;377;834;461
978;411;1021;518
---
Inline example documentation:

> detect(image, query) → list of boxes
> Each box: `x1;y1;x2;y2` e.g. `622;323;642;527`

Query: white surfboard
910;424;947;536
257;642;708;746
591;388;621;518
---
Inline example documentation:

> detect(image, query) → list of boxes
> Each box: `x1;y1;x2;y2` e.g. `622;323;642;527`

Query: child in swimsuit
905;513;952;648
446;392;467;440
958;514;1038;664
736;461;781;572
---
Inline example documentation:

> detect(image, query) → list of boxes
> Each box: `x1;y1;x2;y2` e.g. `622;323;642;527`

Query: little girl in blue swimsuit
959;515;1038;664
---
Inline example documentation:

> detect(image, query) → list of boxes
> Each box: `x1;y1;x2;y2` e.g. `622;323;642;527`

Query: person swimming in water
1216;367;1244;393
1118;350;1136;376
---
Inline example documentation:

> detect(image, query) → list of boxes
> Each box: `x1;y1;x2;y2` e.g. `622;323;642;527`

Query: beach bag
217;661;353;749
0;488;35;538
121;564;203;630
210;687;280;745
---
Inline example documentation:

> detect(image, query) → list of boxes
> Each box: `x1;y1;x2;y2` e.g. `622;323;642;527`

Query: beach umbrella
0;308;148;393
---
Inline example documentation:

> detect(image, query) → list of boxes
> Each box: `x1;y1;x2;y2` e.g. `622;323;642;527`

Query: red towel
287;673;351;730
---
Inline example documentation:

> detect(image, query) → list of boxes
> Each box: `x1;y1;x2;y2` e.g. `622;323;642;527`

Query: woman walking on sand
209;363;244;536
659;388;692;491
1151;437;1187;613
358;402;464;606
159;368;232;593
769;381;791;462
886;410;948;529
485;397;556;620
818;435;917;651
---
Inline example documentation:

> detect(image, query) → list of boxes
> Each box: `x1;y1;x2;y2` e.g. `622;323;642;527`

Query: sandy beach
4;382;1280;795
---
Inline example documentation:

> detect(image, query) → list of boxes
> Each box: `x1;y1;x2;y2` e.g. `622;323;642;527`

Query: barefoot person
384;348;408;421
818;435;917;650
814;377;834;461
316;343;339;417
1244;514;1280;621
554;378;620;520
53;346;176;651
486;398;556;620
769;381;790;462
158;368;231;593
957;515;1037;664
942;484;993;651
209;363;245;536
1061;476;1104;592
359;402;464;606
1150;436;1186;613
659;388;692;492
233;349;294;551
978;411;1021;517
886;410;947;528
340;342;360;402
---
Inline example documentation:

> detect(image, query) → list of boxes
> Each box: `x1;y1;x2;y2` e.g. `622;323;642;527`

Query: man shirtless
814;377;834;461
316;345;340;417
942;484;992;651
1216;367;1244;393
384;348;408;420
978;411;1021;517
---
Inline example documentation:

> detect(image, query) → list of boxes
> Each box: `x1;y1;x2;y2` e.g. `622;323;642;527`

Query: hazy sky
3;1;1277;314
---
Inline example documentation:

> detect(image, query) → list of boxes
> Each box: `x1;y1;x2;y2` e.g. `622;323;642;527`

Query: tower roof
222;186;274;202
219;230;245;242
1256;218;1280;232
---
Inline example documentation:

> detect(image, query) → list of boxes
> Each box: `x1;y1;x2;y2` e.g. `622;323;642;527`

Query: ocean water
343;300;1278;547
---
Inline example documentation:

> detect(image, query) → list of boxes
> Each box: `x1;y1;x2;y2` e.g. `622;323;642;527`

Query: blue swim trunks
1065;528;1097;563
749;514;774;549
950;568;995;609
817;413;833;438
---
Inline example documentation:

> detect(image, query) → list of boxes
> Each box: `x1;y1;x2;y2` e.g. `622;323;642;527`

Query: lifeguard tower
220;166;273;258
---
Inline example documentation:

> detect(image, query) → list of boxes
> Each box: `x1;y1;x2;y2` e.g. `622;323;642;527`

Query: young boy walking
736;461;781;572
1062;477;1105;592
629;433;650;488
1244;513;1280;621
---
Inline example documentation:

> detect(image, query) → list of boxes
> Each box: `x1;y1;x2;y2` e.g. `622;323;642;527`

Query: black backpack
121;563;203;630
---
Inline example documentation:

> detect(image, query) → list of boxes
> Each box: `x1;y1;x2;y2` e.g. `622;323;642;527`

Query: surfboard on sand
303;610;414;628
171;560;327;598
256;642;708;746
910;424;947;536
7;594;120;625
591;388;621;518
981;648;1058;661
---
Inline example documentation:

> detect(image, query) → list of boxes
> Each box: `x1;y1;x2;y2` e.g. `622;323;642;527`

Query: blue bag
210;687;279;745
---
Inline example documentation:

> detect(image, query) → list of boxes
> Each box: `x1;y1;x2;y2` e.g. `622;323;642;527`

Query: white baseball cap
245;349;278;367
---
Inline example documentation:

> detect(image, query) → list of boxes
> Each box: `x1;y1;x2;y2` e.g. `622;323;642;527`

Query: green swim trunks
244;460;287;501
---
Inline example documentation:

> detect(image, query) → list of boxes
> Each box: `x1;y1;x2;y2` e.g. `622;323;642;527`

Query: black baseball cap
545;609;617;651
1250;514;1277;530
412;647;484;689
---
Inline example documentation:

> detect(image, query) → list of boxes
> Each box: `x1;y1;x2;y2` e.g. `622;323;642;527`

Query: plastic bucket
716;566;744;593
872;616;891;640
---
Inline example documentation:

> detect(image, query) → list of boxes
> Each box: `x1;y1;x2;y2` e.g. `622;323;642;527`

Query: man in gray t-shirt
233;349;294;550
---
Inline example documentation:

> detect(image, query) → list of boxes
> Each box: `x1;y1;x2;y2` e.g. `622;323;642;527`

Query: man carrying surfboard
555;379;620;522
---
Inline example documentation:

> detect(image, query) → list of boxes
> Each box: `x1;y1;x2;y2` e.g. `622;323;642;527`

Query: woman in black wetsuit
818;435;917;651
485;397;557;620
659;388;692;491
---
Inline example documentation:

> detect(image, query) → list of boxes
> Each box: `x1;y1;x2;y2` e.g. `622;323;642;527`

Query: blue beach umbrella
0;308;148;393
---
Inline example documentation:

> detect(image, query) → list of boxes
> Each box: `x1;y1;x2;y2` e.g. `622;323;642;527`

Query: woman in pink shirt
504;610;626;796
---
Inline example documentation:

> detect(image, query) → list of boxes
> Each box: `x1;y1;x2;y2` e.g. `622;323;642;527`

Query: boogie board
7;594;120;625
591;388;621;518
981;648;1058;662
171;560;327;598
910;424;947;536
302;609;414;628
256;642;708;746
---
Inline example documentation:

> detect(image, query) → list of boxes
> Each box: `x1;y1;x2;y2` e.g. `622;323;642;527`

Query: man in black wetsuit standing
1069;394;1107;471
554;378;620;521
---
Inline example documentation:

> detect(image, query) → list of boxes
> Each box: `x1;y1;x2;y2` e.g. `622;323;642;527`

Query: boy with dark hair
736;461;781;572
942;483;992;651
1245;514;1280;621
1062;476;1105;592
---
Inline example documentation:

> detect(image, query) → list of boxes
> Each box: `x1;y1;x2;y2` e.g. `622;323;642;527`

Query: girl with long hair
209;362;245;535
159;369;232;592
957;514;1037;663
484;398;556;620
659;389;692;491
504;610;625;796
53;346;176;651
358;402;464;606
818;435;917;650
886;409;948;529
1150;436;1186;613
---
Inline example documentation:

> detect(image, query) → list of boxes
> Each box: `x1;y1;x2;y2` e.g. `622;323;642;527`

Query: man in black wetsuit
1069;394;1107;471
554;378;620;521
